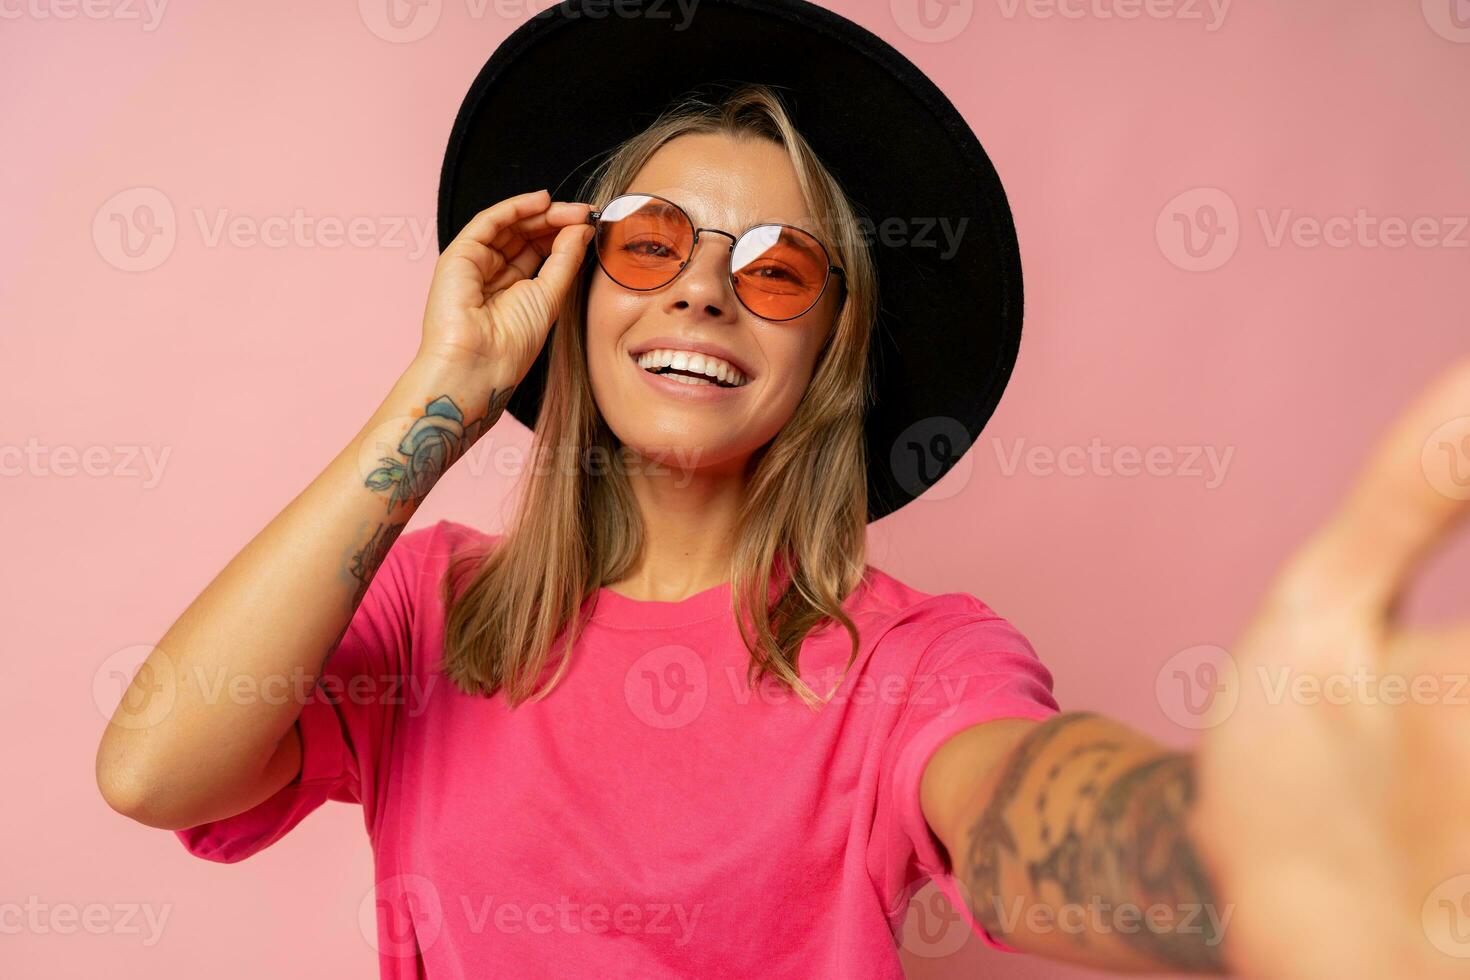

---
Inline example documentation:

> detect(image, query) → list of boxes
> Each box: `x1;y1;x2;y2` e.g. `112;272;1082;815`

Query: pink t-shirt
176;519;1059;978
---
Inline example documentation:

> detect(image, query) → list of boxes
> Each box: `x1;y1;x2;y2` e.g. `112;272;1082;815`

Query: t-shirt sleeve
173;521;437;863
883;601;1060;953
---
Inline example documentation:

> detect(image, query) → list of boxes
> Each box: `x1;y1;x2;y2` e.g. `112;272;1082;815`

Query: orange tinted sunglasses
585;193;847;322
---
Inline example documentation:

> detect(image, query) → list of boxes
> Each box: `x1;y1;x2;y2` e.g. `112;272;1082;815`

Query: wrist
403;349;522;400
379;356;522;464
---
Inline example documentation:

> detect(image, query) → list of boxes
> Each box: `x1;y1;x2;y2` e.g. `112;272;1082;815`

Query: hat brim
437;0;1023;522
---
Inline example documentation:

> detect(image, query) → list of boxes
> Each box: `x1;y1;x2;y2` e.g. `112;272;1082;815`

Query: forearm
955;711;1232;974
96;353;515;829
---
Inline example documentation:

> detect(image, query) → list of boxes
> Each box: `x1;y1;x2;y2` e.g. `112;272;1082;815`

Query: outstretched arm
923;359;1470;978
923;713;1230;973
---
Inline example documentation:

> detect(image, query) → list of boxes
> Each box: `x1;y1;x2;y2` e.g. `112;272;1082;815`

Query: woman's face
585;132;841;477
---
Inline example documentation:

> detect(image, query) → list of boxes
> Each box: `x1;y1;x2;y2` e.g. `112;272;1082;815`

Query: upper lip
627;336;757;380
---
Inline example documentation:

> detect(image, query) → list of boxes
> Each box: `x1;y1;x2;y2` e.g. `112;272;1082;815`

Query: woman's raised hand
1191;359;1470;979
419;189;595;386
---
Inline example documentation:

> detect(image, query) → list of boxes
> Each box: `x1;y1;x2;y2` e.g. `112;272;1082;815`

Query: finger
498;208;593;285
451;189;553;248
485;207;593;295
454;192;588;250
1387;622;1470;668
438;238;506;290
527;223;597;309
1277;358;1470;618
487;200;592;256
445;201;592;287
1386;626;1470;910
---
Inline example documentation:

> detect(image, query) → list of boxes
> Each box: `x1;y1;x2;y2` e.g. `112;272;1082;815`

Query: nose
667;229;738;319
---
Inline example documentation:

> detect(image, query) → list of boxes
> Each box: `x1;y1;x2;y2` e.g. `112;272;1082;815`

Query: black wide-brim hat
438;0;1023;522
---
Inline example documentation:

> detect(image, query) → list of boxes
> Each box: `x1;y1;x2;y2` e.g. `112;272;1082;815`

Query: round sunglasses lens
731;225;830;320
594;195;692;290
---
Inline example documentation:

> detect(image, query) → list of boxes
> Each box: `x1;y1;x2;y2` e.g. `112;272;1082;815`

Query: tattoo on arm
965;712;1096;938
963;712;1227;972
321;387;515;669
363;387;516;510
346;520;407;611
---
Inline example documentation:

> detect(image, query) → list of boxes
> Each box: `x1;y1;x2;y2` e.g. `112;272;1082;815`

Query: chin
608;422;738;470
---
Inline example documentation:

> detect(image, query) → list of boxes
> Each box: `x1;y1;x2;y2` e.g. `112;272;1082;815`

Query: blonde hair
441;83;880;708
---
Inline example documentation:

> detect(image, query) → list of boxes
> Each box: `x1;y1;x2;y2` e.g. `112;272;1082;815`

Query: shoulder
850;563;1011;636
848;564;1040;670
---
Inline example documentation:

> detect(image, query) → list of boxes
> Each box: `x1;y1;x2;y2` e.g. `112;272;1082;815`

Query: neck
606;450;751;602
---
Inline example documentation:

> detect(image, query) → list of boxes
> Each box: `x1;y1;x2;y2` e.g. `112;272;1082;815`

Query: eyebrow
778;231;825;263
628;191;829;253
630;192;768;237
640;199;687;221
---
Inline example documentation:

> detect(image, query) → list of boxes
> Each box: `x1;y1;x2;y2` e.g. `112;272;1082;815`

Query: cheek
585;280;634;378
584;276;614;344
757;329;826;402
586;276;647;349
584;280;648;412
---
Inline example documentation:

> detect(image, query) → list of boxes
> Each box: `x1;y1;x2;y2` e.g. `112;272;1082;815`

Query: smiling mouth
646;365;741;388
630;352;748;388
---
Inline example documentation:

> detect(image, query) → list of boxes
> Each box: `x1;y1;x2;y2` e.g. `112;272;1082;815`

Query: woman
95;2;1469;978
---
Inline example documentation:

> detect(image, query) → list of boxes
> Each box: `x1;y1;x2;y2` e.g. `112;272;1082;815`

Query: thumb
530;223;595;318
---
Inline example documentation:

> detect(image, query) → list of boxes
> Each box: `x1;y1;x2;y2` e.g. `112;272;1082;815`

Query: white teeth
634;348;748;386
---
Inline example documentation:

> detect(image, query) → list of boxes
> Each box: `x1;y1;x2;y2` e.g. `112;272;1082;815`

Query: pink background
4;0;1468;976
